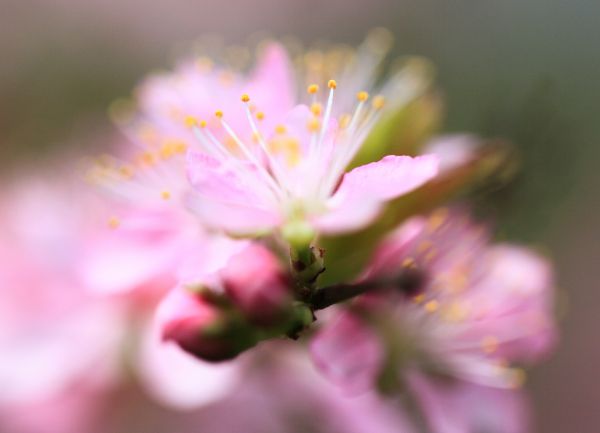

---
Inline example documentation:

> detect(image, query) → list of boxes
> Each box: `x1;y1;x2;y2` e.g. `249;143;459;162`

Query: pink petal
333;154;439;202
312;198;382;234
136;320;239;409
309;312;384;394
186;151;280;234
79;209;185;295
248;43;295;119
315;155;438;234
409;373;531;433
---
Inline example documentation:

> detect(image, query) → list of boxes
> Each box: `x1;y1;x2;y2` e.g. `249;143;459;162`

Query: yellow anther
402;257;417;268
428;207;448;232
224;136;239;154
199;120;207;128
424;249;438;263
307;117;321;133
184;115;198;128
138;125;158;145
310;103;323;116
139;151;156;166
196;56;214;72
252;131;262;143
174;141;188;153
366;28;394;54
328;79;337;89
159;142;176;159
448;271;468;293
307;84;319;94
108;98;134;125
161;190;171;200
509;368;527;389
268;137;301;167
215;110;224;119
339;113;352;129
275;124;287;134
417;240;434;254
218;71;234;86
442;302;468;322
118;165;134;179
372;95;386;110
256;111;265;121
424;300;439;313
241;94;250;103
357;91;369;102
413;294;425;304
107;217;120;230
481;336;500;354
96;154;114;168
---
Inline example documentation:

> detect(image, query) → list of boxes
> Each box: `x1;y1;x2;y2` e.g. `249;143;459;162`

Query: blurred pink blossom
0;173;241;433
311;208;557;391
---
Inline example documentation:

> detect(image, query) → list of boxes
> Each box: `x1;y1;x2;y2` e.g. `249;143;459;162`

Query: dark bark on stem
309;280;385;310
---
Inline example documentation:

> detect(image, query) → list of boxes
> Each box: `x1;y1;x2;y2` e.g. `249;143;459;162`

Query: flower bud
221;243;291;326
157;288;242;362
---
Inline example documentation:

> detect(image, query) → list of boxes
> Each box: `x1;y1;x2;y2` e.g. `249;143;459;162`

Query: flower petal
409;373;531;433
333;154;439;202
248;43;295;119
137;320;239;409
315;155;438;234
186;151;280;234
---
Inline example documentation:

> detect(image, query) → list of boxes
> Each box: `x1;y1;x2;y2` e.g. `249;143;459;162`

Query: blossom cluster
1;30;557;433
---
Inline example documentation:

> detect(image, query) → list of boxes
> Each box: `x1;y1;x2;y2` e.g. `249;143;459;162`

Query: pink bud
221;243;291;325
156;288;236;362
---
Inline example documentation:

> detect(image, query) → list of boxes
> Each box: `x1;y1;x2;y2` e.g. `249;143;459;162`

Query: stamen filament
218;116;286;199
318;80;337;148
242;100;289;191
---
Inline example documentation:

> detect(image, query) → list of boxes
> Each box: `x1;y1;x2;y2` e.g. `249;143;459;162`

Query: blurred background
1;1;597;431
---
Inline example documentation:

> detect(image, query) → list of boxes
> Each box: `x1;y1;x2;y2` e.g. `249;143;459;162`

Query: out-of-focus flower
0;178;124;433
176;342;418;433
0;179;124;404
0;173;243;432
408;373;531;433
87;31;438;243
311;208;557;393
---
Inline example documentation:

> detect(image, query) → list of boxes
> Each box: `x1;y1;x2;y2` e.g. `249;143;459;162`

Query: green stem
400;378;432;433
309;280;385;310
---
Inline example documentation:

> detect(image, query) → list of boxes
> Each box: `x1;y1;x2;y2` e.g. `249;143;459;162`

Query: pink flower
0;173;241;423
89;33;437;241
311;208;557;391
221;243;292;325
184;94;438;239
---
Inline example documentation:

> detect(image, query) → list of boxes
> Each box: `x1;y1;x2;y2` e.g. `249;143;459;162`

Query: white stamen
242;102;289;191
218;117;286;200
